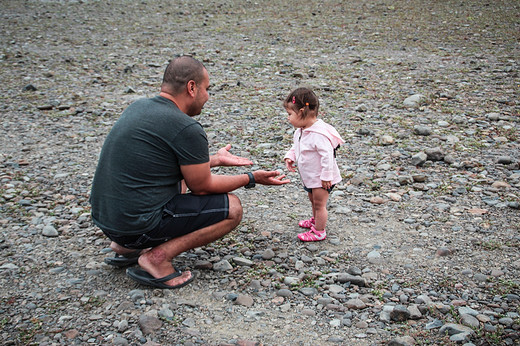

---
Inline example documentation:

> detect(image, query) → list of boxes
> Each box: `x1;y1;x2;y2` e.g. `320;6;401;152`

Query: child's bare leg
307;191;314;218
311;188;329;231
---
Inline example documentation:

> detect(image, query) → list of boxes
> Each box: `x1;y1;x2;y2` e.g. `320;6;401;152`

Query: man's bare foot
110;242;150;256
137;248;192;287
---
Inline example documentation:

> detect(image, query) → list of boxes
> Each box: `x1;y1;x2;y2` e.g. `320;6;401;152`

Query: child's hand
285;159;296;172
322;180;332;190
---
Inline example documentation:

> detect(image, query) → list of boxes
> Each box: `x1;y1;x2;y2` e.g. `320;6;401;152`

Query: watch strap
244;172;255;189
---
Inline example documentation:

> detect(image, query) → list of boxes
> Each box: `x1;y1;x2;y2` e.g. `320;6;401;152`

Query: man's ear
187;80;196;96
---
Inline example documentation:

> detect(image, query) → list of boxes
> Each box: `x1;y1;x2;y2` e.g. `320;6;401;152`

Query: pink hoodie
284;119;345;189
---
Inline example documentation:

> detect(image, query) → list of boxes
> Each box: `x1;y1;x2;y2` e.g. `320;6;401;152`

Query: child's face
286;107;302;128
286;107;314;129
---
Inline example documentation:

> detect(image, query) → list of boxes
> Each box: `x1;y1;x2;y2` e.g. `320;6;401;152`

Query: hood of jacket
302;119;345;148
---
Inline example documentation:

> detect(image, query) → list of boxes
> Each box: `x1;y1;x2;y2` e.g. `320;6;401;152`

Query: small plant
369;180;382;191
438;277;457;289
474;325;506;345
251;60;265;68
447;305;461;324
161;315;182;327
287;213;298;220
290;276;319;291
333;253;350;265
480;240;502;251
81;296;106;311
0;317;8;328
488;278;520;296
493;127;517;142
17;318;42;344
371;289;384;301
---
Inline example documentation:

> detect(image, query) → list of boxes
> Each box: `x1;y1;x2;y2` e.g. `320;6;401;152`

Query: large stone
408;304;422;319
438;323;474;337
404;94;427;107
138;315;162;335
213;260;233;271
234;295;254;307
413;125;432;136
425;147;444;161
345;298;366;309
232;257;254;266
411;152;427;166
42;225;59;237
262;249;275;260
387;336;416;346
390;305;410;322
460;314;480;329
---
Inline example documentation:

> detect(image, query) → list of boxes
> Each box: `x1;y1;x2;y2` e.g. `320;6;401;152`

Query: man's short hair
162;56;206;95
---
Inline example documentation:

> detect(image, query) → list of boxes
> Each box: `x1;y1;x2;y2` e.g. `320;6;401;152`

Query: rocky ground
1;0;519;345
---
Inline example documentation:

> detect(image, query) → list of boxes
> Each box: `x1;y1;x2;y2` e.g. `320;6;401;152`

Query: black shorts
303;184;335;194
105;193;229;249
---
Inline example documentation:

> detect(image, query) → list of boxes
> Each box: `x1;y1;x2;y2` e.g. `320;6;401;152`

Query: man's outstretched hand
211;144;253;167
253;170;290;185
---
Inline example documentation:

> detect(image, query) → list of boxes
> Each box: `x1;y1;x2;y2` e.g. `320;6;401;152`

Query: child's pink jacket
284;119;345;189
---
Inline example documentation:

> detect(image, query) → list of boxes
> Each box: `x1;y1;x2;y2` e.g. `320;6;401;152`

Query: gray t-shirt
90;96;209;235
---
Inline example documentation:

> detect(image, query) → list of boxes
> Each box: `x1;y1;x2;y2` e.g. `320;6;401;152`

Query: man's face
187;68;210;116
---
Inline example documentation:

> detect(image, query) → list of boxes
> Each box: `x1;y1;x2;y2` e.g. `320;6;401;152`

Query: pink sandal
298;217;315;229
298;226;327;242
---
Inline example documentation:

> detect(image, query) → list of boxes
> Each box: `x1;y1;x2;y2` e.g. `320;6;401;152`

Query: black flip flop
104;250;142;267
126;267;195;289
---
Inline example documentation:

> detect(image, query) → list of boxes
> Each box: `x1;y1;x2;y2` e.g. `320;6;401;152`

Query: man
90;56;289;289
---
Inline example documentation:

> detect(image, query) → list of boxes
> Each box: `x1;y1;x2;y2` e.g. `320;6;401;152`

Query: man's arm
181;163;289;195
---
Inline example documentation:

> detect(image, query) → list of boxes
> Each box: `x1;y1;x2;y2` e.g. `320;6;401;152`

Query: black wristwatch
244;172;255;189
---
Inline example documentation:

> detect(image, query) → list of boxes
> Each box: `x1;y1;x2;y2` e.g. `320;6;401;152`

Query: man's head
161;56;209;116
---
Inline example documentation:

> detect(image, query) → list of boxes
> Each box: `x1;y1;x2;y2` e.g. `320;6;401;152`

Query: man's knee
227;193;243;223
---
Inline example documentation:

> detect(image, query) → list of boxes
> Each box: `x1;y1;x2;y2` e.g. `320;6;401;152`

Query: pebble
404;94;427;107
232;257;253;266
438;323;474;337
425;147;444;161
381;135;394;145
425;319;444;330
435;247;452;257
387;336;416;346
413;125;432;136
460;314;480;328
138;315;162;335
261;249;275;260
42;225;59;237
213;260;233;271
276;289;293;298
411;152;427;166
337;273;366;287
346;299;366;309
390;305;410;322
299;287;318;296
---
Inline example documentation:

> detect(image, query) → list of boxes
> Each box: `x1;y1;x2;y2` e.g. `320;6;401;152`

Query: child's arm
314;134;336;184
285;158;296;172
283;144;297;172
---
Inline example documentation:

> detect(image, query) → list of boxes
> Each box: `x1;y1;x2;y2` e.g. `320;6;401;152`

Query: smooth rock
404;94;427;107
213;260;233;271
42;225;59;237
138;315;162;335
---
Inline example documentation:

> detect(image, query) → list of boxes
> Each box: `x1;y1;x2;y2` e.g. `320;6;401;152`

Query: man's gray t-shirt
90;96;209;235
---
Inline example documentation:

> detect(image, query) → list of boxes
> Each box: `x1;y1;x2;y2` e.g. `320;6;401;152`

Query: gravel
1;0;519;345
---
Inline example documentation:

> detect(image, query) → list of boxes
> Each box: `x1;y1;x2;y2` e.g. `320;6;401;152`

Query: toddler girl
283;88;344;242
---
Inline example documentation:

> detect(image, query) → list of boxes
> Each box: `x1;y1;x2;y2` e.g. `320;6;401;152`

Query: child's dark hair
284;87;319;119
